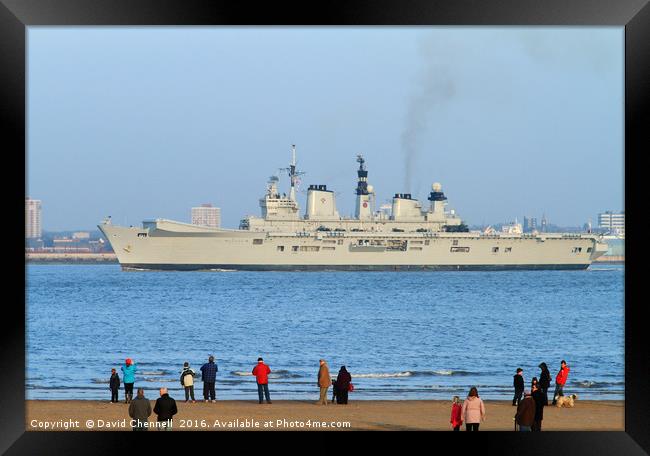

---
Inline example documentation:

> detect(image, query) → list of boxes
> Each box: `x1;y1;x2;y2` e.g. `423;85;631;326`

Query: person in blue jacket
121;358;137;404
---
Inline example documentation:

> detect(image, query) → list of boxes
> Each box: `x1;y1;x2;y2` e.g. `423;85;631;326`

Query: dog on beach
554;394;578;408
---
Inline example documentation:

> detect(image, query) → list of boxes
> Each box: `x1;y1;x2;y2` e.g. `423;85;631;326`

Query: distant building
523;216;537;233
598;211;624;236
72;231;90;239
25;198;42;239
191;203;221;228
501;220;523;234
540;214;548;233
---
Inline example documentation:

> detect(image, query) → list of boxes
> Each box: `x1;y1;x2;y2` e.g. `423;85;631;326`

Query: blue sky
27;27;623;230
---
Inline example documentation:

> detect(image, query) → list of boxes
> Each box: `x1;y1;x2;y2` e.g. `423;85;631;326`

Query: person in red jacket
252;357;272;404
552;360;571;405
450;396;463;431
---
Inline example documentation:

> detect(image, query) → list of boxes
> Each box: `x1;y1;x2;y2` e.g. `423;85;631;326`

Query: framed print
3;0;648;453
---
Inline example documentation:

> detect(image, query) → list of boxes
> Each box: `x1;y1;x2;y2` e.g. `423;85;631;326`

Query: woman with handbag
335;366;352;404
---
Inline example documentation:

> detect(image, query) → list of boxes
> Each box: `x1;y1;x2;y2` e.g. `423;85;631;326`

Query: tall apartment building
25;198;42;239
523;216;537;233
598;211;625;235
191;203;221;228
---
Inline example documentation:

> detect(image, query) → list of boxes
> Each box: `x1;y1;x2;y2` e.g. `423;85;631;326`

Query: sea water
26;264;624;400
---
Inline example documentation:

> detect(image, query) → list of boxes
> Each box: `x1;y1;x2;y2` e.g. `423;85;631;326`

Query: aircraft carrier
98;146;608;271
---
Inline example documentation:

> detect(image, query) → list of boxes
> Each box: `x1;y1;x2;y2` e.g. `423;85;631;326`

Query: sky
27;27;624;231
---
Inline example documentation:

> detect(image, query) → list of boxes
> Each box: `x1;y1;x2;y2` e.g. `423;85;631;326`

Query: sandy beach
26;399;624;431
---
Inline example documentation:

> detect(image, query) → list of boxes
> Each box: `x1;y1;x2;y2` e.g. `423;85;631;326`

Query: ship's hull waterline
99;221;606;272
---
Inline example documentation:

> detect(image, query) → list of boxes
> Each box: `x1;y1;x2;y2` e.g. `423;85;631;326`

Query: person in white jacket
181;362;196;403
461;387;486;431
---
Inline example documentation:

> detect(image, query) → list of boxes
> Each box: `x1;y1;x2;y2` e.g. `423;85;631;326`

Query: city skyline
30;200;622;233
27;27;624;231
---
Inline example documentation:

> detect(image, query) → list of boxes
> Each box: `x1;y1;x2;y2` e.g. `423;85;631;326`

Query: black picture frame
3;0;647;453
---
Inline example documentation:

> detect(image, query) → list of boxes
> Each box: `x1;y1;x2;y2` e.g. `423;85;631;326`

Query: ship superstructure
99;146;608;271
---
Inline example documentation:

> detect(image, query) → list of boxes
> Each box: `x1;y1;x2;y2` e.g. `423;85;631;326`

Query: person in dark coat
335;366;352;404
512;368;524;406
515;390;536;431
128;388;152;431
200;355;218;403
531;383;546;431
109;368;120;403
538;363;552;405
331;379;338;404
153;387;177;431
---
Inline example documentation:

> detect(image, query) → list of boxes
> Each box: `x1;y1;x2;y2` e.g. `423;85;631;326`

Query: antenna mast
282;144;304;201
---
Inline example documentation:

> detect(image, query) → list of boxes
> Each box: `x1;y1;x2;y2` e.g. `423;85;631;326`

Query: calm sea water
26;264;624;401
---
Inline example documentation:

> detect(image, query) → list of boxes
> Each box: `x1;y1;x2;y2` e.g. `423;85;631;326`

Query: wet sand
26;399;624;431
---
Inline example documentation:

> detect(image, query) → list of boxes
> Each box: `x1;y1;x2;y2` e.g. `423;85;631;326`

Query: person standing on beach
153;387;177;431
317;359;332;405
461;387;485;431
252;357;272;404
531;383;546;431
538;362;551;405
515;390;536;431
128;388;152;431
513;368;524;406
109;368;120;403
180;362;196;403
450;396;463;431
552;360;571;405
200;355;218;403
121;358;137;404
335;366;352;404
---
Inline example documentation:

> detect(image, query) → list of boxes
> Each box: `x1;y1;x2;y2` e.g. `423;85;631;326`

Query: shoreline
26;399;624;431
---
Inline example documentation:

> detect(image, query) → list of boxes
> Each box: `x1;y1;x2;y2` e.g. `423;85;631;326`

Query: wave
231;370;301;379
352;370;479;379
352;372;413;378
143;377;176;382
140;370;171;376
574;380;625;388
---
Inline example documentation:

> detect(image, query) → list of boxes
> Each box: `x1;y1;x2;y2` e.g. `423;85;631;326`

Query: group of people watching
108;356;353;430
110;356;572;431
449;360;571;431
511;359;571;431
512;360;570;408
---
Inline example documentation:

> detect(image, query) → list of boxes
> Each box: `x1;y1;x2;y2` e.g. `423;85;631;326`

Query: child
450;396;463;431
513;368;524;406
109;368;120;403
180;362;196;403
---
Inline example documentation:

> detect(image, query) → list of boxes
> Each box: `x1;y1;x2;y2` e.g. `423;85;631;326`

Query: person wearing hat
180;362;196;403
316;359;332;405
252;357;272;404
121;358;137;404
109;368;120;403
512;367;524;406
515;390;537;431
200;355;218;403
